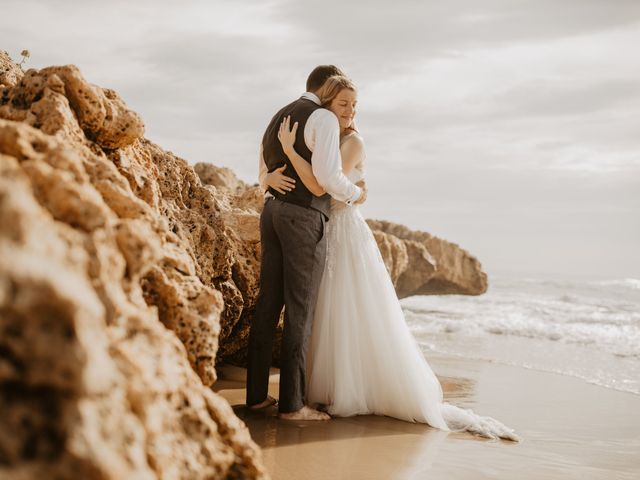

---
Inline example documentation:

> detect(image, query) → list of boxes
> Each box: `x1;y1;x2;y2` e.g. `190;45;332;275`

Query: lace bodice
331;133;365;211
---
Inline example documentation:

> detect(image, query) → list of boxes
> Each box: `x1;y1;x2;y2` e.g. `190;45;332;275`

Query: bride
274;75;519;441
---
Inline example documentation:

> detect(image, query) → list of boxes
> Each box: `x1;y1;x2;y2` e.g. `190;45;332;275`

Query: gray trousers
246;197;327;413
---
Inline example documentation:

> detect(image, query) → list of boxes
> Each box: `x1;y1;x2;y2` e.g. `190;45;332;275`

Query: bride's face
329;88;357;131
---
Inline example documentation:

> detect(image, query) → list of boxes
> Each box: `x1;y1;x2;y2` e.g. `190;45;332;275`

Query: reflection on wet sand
213;360;640;479
235;404;450;479
214;365;473;480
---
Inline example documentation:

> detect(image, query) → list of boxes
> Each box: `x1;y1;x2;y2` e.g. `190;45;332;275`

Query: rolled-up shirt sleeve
306;109;361;204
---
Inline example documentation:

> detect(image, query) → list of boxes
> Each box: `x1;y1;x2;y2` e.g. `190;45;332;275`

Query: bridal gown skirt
306;203;450;431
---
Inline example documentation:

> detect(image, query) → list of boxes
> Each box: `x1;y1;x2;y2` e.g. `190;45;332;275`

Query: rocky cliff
366;220;488;297
0;51;487;479
0;51;265;480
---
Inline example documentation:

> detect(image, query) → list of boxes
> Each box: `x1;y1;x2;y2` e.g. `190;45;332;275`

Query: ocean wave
403;277;640;396
405;306;640;358
591;278;640;290
402;279;640;358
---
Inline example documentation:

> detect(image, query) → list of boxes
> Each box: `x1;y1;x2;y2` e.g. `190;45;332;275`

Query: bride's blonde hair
316;75;358;134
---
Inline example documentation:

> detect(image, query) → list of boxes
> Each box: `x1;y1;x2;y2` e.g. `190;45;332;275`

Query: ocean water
402;277;640;395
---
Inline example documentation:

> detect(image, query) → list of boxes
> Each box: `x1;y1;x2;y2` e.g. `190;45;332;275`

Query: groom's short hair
306;65;346;93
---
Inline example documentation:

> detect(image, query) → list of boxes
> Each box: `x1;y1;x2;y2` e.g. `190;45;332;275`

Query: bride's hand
278;115;298;155
266;165;296;194
354;180;367;205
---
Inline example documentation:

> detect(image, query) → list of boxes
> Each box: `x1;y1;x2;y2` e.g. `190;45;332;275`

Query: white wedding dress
306;133;519;441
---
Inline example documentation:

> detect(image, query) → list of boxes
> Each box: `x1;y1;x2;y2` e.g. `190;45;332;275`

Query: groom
246;65;367;420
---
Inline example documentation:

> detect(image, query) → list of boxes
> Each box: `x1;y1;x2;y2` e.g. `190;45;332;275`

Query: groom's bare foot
248;395;278;410
278;405;331;421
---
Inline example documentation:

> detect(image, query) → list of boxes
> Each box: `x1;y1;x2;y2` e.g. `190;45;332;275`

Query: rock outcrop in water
366;220;488;297
0;50;487;479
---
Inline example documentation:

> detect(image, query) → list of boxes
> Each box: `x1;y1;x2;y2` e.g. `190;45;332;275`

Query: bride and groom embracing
246;65;518;441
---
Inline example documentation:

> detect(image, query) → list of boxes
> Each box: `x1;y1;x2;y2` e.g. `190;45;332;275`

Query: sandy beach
214;357;640;480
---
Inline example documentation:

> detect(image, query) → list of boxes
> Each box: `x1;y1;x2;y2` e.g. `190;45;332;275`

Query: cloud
2;0;639;277
271;0;640;68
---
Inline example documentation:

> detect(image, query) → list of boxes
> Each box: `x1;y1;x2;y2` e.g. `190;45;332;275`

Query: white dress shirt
258;92;362;205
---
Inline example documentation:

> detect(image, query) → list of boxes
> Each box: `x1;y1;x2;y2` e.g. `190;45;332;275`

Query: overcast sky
2;0;639;280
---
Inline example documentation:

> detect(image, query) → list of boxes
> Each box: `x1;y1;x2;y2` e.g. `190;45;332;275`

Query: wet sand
213;357;640;479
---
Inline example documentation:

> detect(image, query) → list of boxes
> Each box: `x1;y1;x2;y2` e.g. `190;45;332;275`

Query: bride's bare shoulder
340;132;366;170
341;131;365;149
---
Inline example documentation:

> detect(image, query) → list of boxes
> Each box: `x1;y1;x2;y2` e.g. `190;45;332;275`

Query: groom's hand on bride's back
354;180;367;205
266;165;296;194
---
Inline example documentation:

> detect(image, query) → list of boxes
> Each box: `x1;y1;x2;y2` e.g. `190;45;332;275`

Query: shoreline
213;356;640;479
419;344;640;397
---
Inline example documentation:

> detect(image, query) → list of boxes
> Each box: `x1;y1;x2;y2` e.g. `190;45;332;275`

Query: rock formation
0;50;266;479
366;220;488;297
0;50;487;479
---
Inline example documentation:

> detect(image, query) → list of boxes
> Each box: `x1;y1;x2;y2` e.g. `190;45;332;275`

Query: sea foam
402;277;640;395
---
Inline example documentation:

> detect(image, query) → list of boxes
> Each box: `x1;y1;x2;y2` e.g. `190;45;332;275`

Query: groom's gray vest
261;97;332;218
